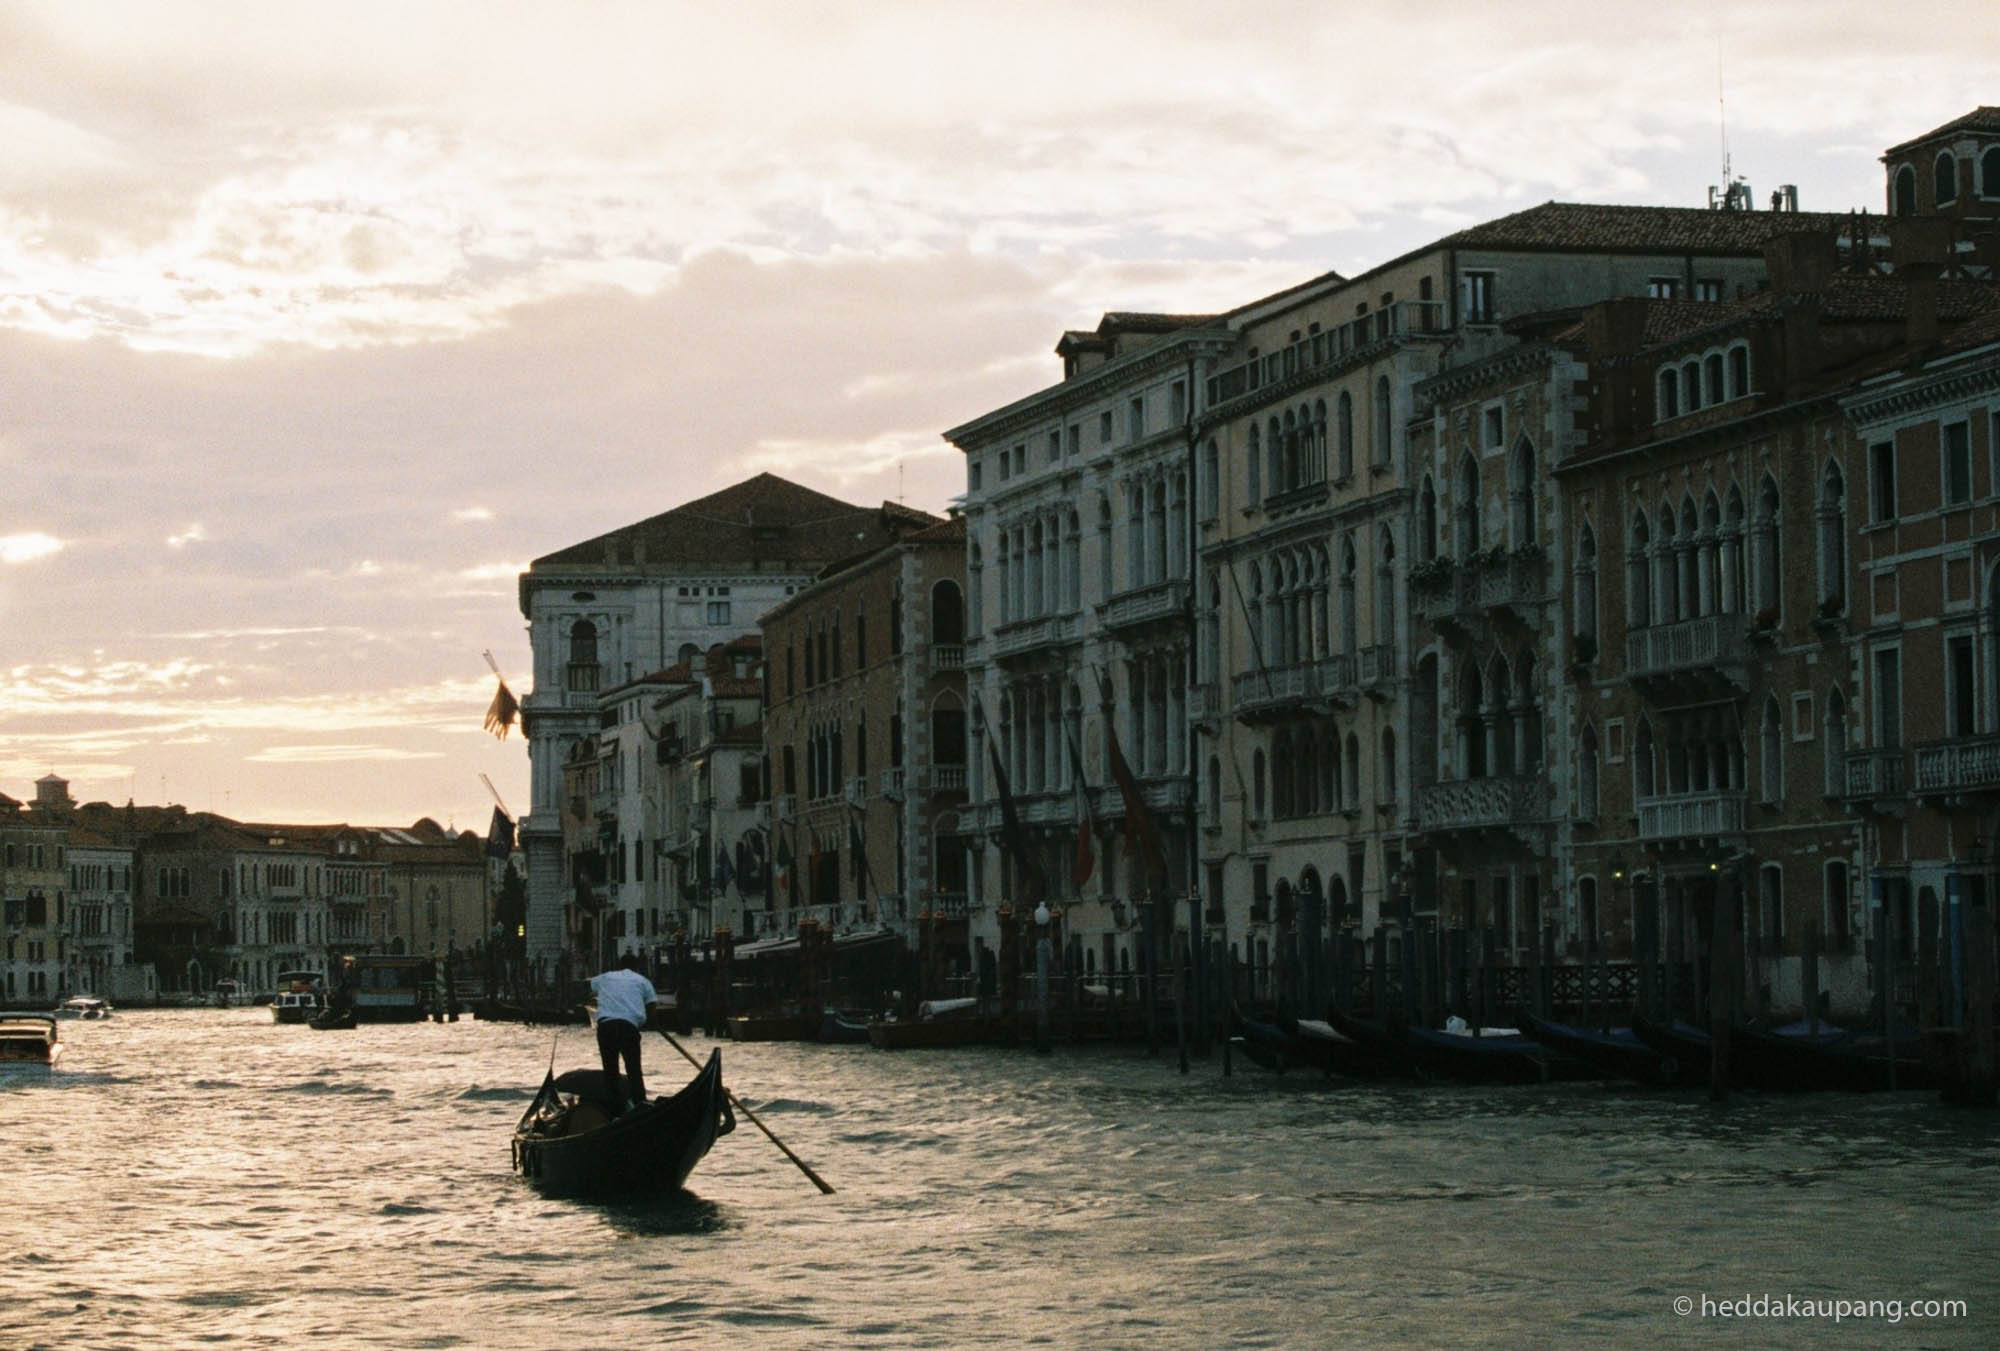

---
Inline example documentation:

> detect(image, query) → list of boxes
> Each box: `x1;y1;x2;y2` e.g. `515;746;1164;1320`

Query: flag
775;831;794;902
484;805;514;861
986;737;1046;907
1066;727;1095;889
715;842;734;894
483;678;519;738
1105;721;1168;891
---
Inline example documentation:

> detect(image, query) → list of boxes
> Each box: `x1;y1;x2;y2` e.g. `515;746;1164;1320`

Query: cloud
0;532;63;564
451;506;494;522
246;744;447;764
165;522;207;548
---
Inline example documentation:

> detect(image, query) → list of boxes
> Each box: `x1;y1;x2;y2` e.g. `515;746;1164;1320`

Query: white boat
0;1013;62;1070
55;996;112;1019
271;986;323;1024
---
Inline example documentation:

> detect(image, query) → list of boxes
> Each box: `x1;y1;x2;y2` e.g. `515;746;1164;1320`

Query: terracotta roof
529;473;931;571
1882;107;2000;158
1440;202;1856;256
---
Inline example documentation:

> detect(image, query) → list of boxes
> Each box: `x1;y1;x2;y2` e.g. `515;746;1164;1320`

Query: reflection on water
1;1010;1995;1349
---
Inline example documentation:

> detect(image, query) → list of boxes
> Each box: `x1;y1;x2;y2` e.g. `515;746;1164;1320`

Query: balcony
879;767;906;800
1098;579;1188;635
1412;551;1548;636
1232;662;1318;721
1204;299;1450;407
845;777;869;809
1636;791;1747;844
1624;613;1750;698
930;644;965;671
1316;653;1358;705
1413;775;1547;843
775;794;796;823
1915;733;2000;799
988;612;1079;661
922;763;968;795
1842;747;1906;809
1192;682;1221;722
929;891;970;920
1358;643;1397;691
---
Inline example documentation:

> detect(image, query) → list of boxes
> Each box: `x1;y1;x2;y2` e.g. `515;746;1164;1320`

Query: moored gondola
1518;1011;1697;1088
1234;1009;1408;1080
1325;1007;1599;1084
512;1047;734;1198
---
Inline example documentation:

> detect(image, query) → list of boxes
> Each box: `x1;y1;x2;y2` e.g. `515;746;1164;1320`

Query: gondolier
590;954;661;1113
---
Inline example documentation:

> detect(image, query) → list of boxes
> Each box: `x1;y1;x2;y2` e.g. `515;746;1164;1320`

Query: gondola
512;1047;734;1198
309;1004;357;1030
1233;1009;1408;1080
817;1007;874;1044
1517;1011;1696;1088
1325;1007;1599;1084
1728;1022;1934;1093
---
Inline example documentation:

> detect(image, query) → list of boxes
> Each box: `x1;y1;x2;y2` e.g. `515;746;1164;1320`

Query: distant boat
512;1048;734;1198
54;996;112;1020
726;1009;816;1042
308;1005;357;1031
212;979;247;1008
868;997;992;1049
1325;1008;1599;1084
817;1007;873;1044
271;971;324;1024
0;1013;63;1071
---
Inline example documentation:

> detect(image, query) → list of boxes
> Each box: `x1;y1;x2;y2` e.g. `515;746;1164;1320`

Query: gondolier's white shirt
590;968;660;1027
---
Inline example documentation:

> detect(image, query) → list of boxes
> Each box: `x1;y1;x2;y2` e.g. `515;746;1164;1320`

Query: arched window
1509;437;1537;547
1252;749;1267;820
1247;424;1262;502
1455;453;1481;556
1202;439;1220;519
1266;417;1284;499
1459;661;1487;779
1682;360;1702;412
1825;860;1851;952
1372;375;1393;470
1753;475;1781;619
1418;476;1438;561
1893;163;1917;217
1761;864;1787;955
932;579;964;645
1336;391;1355;480
1728;345;1750;400
1935;150;1958;205
1627;511;1651;629
1659;367;1680;419
1704;353;1724;405
567;620;599;692
1310;400;1328;483
1343;731;1361;809
1760;696;1784;803
1206;756;1222;826
1633;719;1656;798
1272;730;1294;819
1817;462;1846;613
1984;146;2000;200
1375;528;1396;648
1096;493;1113;602
1575;524;1599;651
1379;727;1397;806
967;543;984;636
1338;536;1359;657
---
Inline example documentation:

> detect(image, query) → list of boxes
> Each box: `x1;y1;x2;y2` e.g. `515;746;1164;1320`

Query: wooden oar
657;1028;834;1195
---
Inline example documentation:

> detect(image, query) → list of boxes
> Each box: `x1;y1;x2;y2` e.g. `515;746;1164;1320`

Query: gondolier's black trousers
596;1017;645;1109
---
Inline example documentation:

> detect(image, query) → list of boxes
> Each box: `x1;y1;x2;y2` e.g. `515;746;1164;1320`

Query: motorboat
0;1013;62;1070
271;971;323;1024
55;996;112;1020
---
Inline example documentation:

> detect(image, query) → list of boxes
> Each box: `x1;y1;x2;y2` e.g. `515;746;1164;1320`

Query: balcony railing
845;777;868;809
879;766;906;799
1625;613;1749;684
1359;643;1396;686
1915;733;2000;797
1192;682;1221;721
929;891;970;919
1413;776;1547;834
923;763;968;794
930;644;965;670
1232;662;1318;718
1098;579;1188;633
1204;299;1450;406
1636;791;1747;842
774;794;796;823
988;613;1078;660
1842;747;1906;802
1412;552;1547;630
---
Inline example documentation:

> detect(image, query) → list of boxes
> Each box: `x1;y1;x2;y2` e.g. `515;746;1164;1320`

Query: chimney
1762;231;1838;292
1888;216;1952;271
1583;297;1651;358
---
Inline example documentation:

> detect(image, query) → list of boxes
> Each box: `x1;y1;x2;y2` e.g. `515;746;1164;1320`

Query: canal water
3;1010;1994;1349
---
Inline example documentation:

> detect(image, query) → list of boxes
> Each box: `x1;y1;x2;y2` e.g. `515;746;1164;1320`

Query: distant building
515;472;936;962
0;783;69;1004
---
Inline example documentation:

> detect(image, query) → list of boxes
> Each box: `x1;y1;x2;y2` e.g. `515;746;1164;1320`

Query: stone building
1;782;69;1004
515;473;934;962
759;512;968;955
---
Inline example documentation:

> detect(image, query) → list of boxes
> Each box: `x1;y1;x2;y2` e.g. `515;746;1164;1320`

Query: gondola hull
1518;1012;1696;1088
1234;1012;1409;1079
1325;1008;1598;1084
512;1048;733;1198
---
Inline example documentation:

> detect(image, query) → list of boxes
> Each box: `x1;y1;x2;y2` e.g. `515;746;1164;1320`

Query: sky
0;0;1993;834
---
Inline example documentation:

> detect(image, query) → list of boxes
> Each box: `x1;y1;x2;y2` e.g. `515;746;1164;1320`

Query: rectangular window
1482;404;1504;449
968;460;981;492
1170;380;1187;425
1066;423;1081;458
1099;411;1113;444
1693;278;1723;302
1463;271;1495;324
1646;277;1679;299
1868;441;1896;522
1873;646;1902;747
997;452;1011;483
1944;421;1972;505
706;601;730;625
1047;430;1061;465
1948;633;1977;737
1129;396;1144;441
